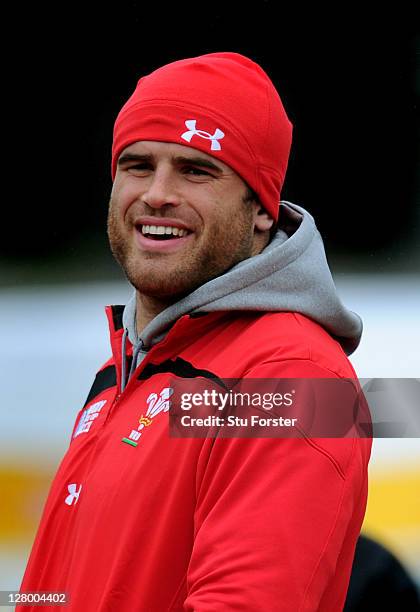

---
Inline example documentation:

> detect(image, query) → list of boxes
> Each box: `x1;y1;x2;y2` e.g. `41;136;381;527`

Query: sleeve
183;360;371;611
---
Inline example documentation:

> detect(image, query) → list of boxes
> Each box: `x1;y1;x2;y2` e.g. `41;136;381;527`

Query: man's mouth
137;224;192;241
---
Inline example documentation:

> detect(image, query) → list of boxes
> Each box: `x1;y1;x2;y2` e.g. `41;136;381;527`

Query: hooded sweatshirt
121;201;362;388
18;201;370;612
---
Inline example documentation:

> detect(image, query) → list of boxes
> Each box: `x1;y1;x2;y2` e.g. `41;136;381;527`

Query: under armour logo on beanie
111;52;293;221
181;120;225;151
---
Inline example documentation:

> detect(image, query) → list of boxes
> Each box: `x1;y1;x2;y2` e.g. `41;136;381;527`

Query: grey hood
122;201;362;378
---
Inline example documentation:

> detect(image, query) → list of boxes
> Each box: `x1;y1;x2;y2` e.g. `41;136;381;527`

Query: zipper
106;314;202;423
103;340;150;424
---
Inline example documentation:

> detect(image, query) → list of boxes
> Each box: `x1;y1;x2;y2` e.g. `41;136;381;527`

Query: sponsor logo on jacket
73;400;107;438
65;483;82;506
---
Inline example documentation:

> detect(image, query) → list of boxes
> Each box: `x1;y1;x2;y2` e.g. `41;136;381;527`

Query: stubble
107;196;255;300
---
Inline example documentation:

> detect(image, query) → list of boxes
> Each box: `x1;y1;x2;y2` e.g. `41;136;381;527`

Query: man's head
108;52;292;299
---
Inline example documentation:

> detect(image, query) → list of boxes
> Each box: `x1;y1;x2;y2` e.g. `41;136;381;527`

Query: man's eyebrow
117;153;152;166
174;156;223;173
117;152;223;173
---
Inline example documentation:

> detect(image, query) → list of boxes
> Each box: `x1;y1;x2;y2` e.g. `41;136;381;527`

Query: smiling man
108;140;273;327
19;53;371;611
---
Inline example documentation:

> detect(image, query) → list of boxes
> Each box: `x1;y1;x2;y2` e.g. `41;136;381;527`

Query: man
19;52;371;610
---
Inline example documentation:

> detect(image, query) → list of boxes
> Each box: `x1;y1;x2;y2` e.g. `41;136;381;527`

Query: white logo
125;387;174;444
181;119;224;151
73;400;107;438
65;483;82;506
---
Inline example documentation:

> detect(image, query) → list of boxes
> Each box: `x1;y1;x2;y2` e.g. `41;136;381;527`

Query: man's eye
185;167;210;176
129;164;151;172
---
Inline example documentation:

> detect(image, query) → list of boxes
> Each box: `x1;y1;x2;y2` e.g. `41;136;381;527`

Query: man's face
108;141;260;299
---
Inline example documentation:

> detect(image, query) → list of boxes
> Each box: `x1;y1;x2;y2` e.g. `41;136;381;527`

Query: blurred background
1;1;419;602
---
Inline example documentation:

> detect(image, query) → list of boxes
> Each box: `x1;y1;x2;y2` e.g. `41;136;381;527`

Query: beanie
112;52;293;221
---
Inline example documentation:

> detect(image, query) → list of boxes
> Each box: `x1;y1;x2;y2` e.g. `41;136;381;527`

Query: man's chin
127;275;194;300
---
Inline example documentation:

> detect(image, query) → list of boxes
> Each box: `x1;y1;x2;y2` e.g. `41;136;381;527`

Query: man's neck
135;292;174;336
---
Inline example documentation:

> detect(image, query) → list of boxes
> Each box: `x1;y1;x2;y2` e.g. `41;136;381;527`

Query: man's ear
252;202;274;231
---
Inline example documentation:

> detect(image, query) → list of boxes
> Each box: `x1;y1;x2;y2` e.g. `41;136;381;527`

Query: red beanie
112;52;293;221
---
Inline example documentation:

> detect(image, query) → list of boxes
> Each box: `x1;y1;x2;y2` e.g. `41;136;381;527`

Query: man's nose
140;170;181;209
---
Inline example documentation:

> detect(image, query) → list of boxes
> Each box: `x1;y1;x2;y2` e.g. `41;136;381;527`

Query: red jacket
19;306;371;611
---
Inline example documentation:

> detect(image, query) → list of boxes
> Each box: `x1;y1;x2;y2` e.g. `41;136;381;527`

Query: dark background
2;3;419;283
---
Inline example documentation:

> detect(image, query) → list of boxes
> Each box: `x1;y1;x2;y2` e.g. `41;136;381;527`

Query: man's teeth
141;225;188;237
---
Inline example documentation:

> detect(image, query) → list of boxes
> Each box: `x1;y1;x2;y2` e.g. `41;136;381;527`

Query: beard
107;197;255;300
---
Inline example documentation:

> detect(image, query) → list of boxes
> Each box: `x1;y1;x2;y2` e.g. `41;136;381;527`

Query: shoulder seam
253;357;344;379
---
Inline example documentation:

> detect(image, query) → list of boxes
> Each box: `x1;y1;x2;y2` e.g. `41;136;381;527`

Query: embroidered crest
122;387;174;447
